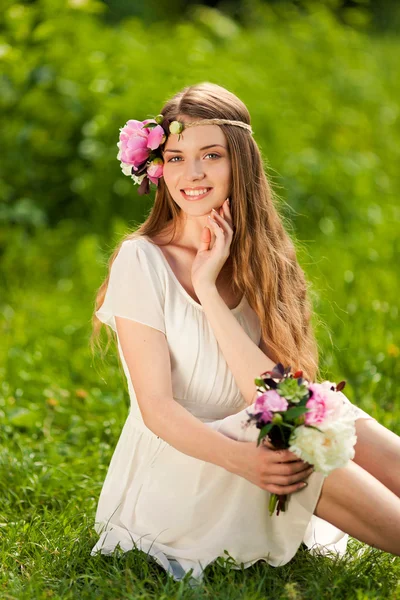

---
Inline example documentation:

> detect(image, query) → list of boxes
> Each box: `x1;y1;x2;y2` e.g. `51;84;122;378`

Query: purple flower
254;389;289;423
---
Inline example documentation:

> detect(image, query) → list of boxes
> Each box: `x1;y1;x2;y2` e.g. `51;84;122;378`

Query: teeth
183;188;210;196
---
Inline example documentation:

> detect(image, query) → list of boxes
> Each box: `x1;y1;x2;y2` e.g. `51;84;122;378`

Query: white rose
289;416;357;476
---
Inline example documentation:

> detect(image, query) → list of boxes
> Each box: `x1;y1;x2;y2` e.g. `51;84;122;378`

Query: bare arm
144;397;240;472
115;316;240;473
196;287;276;405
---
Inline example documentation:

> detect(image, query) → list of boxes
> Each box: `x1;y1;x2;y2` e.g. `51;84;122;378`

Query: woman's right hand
229;438;315;495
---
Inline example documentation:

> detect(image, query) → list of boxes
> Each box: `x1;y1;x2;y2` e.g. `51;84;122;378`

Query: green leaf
281;422;294;429
257;422;273;444
306;425;324;434
284;406;309;419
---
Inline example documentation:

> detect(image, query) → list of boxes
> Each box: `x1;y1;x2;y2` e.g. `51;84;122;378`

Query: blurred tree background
101;0;400;32
1;0;400;594
1;0;399;409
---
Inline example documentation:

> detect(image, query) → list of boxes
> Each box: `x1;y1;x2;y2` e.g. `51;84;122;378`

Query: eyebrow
164;144;227;154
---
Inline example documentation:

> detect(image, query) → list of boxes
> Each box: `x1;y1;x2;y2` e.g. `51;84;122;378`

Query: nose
183;158;205;181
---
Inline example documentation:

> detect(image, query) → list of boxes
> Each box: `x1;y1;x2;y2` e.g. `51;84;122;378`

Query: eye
167;152;221;163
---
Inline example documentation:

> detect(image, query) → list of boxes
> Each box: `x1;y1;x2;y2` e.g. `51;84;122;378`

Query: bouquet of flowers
244;363;357;516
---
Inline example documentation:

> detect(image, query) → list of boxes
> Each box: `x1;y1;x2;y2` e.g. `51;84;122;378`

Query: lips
180;187;213;200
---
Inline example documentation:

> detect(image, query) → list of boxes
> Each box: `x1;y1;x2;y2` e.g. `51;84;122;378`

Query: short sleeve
95;240;166;335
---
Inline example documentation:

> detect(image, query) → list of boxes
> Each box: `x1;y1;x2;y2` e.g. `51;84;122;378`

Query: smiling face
161;118;232;213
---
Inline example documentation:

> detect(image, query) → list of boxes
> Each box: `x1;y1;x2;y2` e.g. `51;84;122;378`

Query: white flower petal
289;417;357;477
131;173;146;185
120;162;133;176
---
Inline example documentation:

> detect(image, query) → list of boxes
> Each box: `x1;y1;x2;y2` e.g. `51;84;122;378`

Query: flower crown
117;114;253;195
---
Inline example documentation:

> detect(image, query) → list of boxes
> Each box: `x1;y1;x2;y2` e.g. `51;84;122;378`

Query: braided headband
172;118;253;134
117;114;253;195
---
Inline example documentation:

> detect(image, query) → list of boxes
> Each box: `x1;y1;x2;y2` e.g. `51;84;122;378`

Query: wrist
221;437;241;474
195;284;219;301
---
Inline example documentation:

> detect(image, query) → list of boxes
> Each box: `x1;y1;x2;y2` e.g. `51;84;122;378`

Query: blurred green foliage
1;1;399;406
1;0;399;235
100;0;400;33
1;0;399;415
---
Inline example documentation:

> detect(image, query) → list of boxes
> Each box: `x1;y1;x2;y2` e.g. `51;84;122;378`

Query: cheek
215;161;231;187
161;164;176;186
161;165;184;200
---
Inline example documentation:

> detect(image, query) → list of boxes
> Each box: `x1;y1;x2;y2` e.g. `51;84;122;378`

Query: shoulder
116;236;166;281
118;236;158;260
120;235;149;249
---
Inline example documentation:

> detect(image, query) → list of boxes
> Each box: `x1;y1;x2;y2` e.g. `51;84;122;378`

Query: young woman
90;82;400;583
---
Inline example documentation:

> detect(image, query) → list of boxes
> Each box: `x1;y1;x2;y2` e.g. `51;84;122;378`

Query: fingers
268;460;313;476
266;466;314;487
262;439;307;465
210;199;233;234
208;214;225;238
221;198;232;223
262;464;315;494
256;437;314;494
267;447;304;464
206;198;233;253
264;481;310;495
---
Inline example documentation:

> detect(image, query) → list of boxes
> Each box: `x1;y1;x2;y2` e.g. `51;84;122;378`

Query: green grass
2;407;400;600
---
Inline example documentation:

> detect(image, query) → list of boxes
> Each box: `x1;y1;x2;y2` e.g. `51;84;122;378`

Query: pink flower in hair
147;158;164;184
145;120;165;150
117;119;165;170
116;114;169;195
117;120;149;169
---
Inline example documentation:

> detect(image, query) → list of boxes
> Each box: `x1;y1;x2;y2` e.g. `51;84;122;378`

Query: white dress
90;236;376;584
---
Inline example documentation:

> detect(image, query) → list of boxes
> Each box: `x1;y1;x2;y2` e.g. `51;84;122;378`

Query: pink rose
255;389;289;423
117;120;149;169
117;119;165;169
147;158;164;184
305;382;341;425
144;120;165;150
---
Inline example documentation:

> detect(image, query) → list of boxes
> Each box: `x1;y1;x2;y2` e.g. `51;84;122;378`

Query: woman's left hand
191;197;234;293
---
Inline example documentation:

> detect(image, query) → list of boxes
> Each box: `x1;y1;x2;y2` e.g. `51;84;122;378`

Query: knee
314;460;359;518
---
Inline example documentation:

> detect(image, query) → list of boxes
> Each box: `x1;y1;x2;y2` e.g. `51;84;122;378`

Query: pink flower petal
122;146;149;166
147;161;163;179
147;124;165;150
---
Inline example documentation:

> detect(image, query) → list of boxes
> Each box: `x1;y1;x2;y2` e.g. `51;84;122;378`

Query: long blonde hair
91;82;321;381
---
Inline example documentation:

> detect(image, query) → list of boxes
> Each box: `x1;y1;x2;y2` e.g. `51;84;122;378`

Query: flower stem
269;493;278;516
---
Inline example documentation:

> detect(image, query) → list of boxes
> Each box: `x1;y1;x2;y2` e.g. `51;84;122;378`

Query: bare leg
314;459;400;556
351;418;400;497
